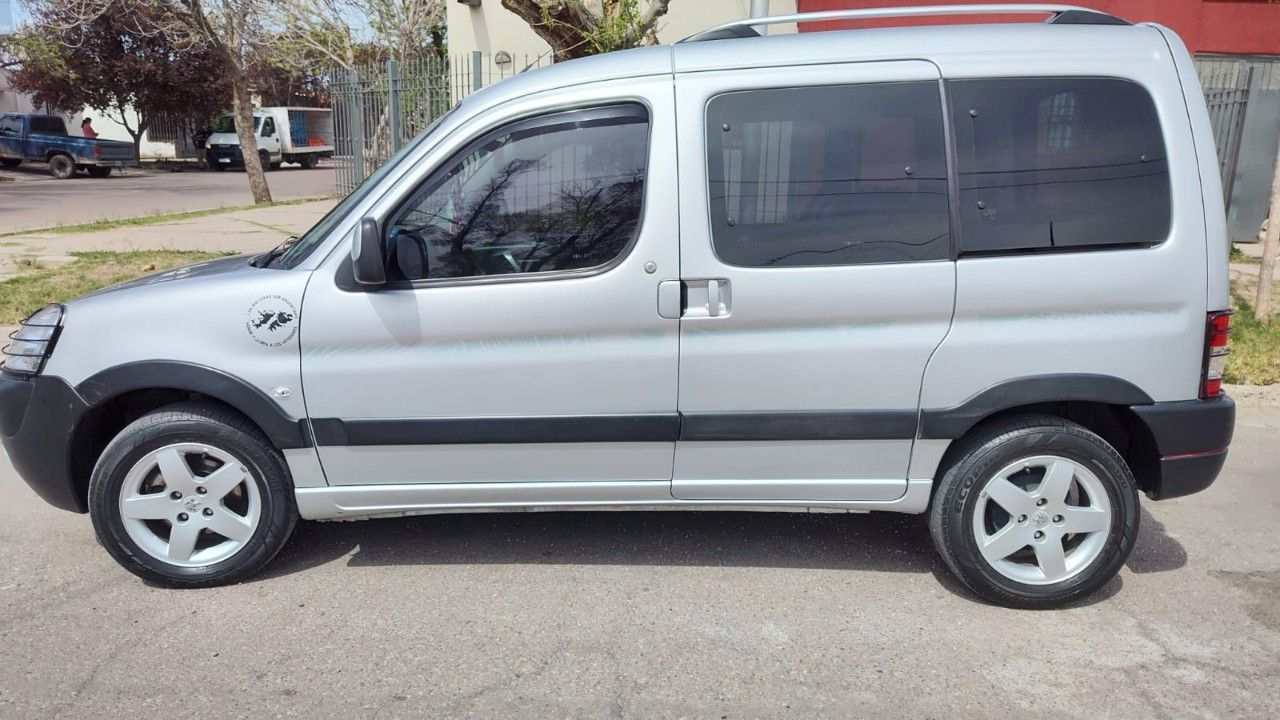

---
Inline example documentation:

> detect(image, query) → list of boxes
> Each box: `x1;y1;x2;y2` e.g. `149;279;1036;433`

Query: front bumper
206;146;246;167
1130;396;1235;500
0;374;89;513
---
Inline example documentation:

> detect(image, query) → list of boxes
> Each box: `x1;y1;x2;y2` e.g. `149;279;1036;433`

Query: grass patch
0;250;230;324
1227;292;1280;385
1230;244;1260;264
0;196;335;238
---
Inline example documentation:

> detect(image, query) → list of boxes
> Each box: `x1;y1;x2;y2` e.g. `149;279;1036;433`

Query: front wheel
928;415;1139;609
88;402;297;587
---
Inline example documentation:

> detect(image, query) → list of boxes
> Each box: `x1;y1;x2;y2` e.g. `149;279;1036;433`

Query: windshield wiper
252;236;299;268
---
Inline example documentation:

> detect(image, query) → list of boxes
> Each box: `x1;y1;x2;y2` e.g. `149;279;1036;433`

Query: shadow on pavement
257;505;1183;607
1126;506;1189;574
265;510;942;577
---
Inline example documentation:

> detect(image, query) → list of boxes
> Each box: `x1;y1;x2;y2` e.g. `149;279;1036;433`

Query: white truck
204;107;334;171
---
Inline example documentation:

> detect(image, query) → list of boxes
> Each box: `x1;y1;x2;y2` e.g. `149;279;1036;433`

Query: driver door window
261;117;275;138
385;104;650;282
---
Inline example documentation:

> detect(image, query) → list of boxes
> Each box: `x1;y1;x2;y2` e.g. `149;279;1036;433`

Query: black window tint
950;78;1171;254
706;82;950;267
29;116;66;135
387;104;649;282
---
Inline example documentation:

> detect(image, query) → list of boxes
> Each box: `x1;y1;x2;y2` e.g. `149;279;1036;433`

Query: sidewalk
0;199;337;275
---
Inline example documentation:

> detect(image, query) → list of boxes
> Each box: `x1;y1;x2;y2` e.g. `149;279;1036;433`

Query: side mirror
352;217;386;286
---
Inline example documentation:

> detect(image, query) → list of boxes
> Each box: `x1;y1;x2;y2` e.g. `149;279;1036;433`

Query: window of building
949;77;1171;254
705;82;951;267
385;104;649;282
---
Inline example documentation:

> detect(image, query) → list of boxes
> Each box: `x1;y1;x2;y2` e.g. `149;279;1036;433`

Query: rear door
671;61;956;501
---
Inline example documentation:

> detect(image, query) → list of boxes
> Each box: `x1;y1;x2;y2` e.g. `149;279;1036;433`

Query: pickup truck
0;113;137;179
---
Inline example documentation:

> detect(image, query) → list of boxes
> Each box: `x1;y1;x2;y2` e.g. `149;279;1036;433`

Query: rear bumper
1130;396;1235;500
0;374;89;513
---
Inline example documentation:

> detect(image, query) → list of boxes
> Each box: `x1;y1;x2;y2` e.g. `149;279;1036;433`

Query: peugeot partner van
0;5;1235;608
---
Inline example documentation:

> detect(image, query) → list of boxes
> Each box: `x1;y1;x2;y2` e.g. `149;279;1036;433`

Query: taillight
93;145;100;158
1201;310;1232;399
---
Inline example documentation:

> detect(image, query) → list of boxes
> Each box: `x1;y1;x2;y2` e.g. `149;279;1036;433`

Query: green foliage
1227;292;1280;385
0;251;230;324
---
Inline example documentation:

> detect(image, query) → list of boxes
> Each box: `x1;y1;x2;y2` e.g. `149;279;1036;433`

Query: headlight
2;304;64;377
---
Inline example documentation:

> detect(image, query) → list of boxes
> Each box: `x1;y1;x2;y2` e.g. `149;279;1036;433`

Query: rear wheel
88;402;297;587
298;154;318;169
87;166;112;178
928;415;1139;609
48;154;75;179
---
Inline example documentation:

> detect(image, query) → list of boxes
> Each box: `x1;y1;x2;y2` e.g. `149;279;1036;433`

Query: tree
265;0;445;70
500;0;672;61
1256;131;1280;322
10;1;228;162
38;0;277;203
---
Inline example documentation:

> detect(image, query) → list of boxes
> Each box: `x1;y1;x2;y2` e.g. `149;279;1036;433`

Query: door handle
682;278;731;318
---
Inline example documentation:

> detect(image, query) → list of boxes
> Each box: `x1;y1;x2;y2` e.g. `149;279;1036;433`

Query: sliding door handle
683;278;731;318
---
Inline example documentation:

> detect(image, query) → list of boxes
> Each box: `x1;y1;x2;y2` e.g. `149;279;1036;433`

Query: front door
671;61;957;502
300;78;681;501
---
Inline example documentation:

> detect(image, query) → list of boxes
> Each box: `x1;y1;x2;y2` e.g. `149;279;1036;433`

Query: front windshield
277;109;455;269
211;115;261;133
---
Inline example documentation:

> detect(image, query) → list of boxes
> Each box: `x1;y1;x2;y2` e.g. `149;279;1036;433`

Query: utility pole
750;0;770;34
1256;129;1280;322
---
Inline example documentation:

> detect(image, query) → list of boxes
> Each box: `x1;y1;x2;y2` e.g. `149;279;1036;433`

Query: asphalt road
0;162;336;234
1;399;1277;719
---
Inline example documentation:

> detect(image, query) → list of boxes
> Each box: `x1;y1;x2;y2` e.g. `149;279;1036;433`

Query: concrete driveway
1;396;1277;718
0;163;336;234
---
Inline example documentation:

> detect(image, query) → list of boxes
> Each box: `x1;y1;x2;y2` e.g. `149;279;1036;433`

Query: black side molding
309;410;922;446
77;361;311;449
311;414;680;446
919;374;1154;439
680;411;917;442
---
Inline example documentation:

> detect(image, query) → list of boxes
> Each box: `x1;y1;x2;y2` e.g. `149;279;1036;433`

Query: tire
87;166;112;178
206;156;225;171
48;154;75;179
88;402;297;587
928;414;1140;609
0;157;19;168
298;154;318;170
259;150;273;172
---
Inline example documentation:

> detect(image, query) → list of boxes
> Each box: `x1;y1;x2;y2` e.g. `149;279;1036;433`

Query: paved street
0;392;1277;718
0;163;336;234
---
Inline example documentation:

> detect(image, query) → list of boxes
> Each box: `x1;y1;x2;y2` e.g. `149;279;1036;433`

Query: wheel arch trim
75;361;311;450
918;374;1155;440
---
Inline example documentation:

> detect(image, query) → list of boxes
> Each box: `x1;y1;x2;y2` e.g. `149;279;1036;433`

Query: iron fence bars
330;52;551;192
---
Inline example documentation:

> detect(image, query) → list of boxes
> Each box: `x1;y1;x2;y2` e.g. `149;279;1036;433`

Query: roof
459;19;1173;115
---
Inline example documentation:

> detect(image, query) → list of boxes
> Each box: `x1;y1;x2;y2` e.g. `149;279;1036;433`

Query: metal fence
331;52;551;193
1195;55;1280;241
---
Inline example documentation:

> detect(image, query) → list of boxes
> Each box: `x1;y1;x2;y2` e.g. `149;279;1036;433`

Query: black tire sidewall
49;155;74;179
937;422;1140;608
89;409;296;587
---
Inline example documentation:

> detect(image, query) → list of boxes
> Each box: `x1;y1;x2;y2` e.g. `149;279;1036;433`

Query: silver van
0;5;1236;608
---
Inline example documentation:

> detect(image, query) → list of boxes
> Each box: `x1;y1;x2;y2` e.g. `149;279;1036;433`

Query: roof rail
680;4;1129;43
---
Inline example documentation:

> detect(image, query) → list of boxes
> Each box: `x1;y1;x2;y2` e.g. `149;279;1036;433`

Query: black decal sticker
246;295;298;347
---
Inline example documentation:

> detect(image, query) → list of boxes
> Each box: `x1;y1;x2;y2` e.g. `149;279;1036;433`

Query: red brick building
796;0;1280;56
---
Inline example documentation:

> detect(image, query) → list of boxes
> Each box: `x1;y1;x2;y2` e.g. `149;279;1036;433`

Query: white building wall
447;0;797;60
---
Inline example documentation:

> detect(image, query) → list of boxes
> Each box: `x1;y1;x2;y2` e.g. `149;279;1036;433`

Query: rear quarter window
28;116;68;136
949;77;1171;254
